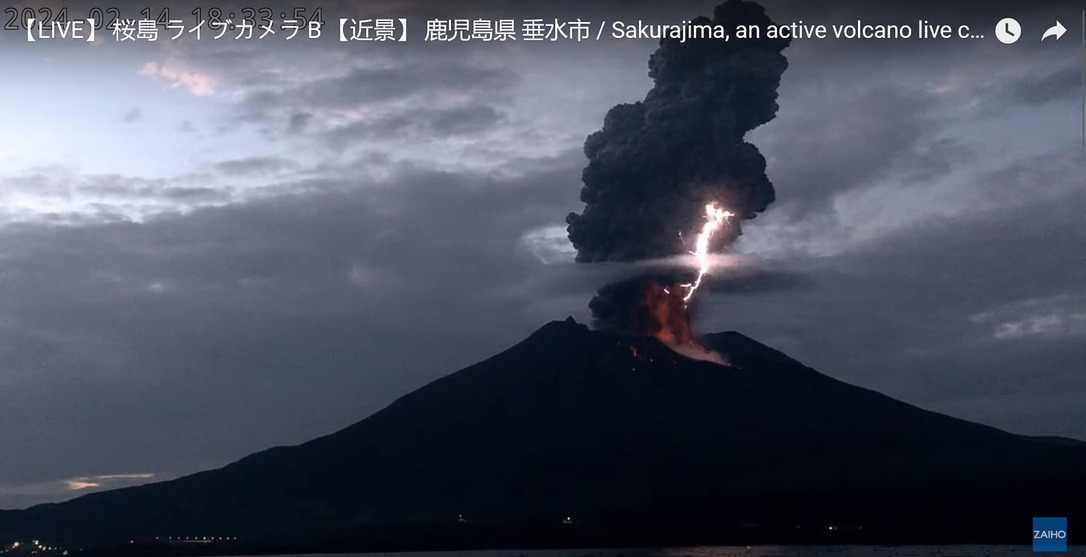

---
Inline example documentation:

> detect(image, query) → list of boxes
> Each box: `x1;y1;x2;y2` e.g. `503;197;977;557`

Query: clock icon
995;17;1020;44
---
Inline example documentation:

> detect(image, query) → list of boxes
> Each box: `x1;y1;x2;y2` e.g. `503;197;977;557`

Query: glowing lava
681;202;734;305
643;281;728;366
645;282;696;346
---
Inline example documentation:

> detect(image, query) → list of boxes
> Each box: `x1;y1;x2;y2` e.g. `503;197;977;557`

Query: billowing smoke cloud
588;271;688;335
566;0;790;333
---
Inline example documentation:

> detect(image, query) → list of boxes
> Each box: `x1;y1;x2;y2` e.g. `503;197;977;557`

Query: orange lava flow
643;281;727;365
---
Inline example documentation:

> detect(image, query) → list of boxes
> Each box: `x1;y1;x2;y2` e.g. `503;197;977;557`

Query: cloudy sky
0;0;1082;508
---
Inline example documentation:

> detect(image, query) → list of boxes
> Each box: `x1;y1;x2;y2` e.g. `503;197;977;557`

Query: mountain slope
4;318;1084;549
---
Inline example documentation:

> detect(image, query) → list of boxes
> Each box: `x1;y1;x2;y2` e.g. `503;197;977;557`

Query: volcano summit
2;318;1083;552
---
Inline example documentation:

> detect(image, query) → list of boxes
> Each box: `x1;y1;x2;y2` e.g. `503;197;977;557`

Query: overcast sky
0;0;1082;508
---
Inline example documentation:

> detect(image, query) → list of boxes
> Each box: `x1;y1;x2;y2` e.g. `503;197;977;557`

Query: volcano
3;318;1085;552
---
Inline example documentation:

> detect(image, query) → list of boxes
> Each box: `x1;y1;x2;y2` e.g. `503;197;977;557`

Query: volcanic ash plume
566;0;789;355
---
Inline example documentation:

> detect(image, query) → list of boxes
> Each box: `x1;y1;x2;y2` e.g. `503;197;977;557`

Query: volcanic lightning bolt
681;202;734;305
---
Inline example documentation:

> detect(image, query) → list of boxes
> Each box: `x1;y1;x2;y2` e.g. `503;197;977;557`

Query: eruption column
566;0;790;337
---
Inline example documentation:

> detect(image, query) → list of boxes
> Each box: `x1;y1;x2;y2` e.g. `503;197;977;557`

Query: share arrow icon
1042;20;1066;41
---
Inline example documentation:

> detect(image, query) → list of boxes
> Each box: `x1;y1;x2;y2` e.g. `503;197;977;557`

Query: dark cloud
0;172;233;224
972;150;1083;203
0;153;591;507
755;85;970;219
287;112;313;134
702;264;815;294
0;473;164;512
212;156;294;176
225;53;521;147
702;179;1086;440
309;65;513;107
238;62;516;122
323;105;505;146
78;176;225;202
119;107;143;124
998;64;1080;108
748;2;1077;216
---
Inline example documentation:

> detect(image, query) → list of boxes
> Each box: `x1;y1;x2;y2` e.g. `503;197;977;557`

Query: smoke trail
566;0;790;333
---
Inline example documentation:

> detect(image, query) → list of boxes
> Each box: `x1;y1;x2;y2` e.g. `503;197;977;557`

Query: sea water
234;545;1086;557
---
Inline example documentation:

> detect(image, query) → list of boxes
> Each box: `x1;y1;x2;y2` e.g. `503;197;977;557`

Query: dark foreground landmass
2;318;1084;556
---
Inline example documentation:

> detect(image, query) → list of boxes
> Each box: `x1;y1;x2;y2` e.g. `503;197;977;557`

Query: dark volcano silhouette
3;318;1085;552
